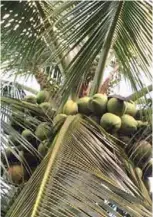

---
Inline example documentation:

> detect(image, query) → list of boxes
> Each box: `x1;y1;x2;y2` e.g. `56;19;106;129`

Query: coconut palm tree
1;1;152;216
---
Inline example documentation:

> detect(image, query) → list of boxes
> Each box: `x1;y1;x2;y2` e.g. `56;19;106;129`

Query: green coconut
77;97;91;115
53;114;67;126
21;129;35;142
63;100;78;115
125;101;137;117
89;94;108;115
107;98;126;116
23;95;36;104
40;102;53;115
36;90;50;104
38;142;48;157
120;114;138;135
35;122;51;141
132;141;152;168
100;113;121;133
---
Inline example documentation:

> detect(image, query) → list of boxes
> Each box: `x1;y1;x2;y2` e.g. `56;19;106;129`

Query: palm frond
6;115;152;217
1;1;64;77
44;1;152;106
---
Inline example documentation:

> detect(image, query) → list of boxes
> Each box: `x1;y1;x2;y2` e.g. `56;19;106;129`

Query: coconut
23;95;36;104
120;114;138;135
77;97;91;115
132;141;152;168
125;101;137;117
35;122;51;141
40;102;53;115
89;94;108;115
8;164;24;184
63;100;78;115
107;98;126;116
53;114;67;126
36;90;50;104
100;113;121;133
38;142;48;157
21;129;35;143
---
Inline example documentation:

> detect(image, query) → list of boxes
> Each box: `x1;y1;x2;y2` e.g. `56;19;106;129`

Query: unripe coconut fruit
40;102;53;115
107;98;126;116
77;97;91;115
63;100;78;115
53;114;67;126
132;141;152;168
22;129;36;144
100;113;121;133
8;164;24;184
125;101;137;117
89;94;108;115
36;90;50;104
35;122;51;141
38;141;48;157
23;95;36;104
120;114;138;135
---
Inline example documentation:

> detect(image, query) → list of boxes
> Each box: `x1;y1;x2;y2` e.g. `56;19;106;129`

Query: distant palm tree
1;1;152;217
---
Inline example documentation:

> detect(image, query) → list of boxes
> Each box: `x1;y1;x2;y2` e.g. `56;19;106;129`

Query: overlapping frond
6;115;152;217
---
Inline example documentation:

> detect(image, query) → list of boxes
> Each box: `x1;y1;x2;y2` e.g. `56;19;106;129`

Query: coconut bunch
2;90;56;185
2;120;51;185
53;94;152;193
54;94;149;135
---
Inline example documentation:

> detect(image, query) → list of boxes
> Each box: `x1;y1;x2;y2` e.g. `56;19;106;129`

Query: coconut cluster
56;94;147;135
53;94;152;189
2;90;54;184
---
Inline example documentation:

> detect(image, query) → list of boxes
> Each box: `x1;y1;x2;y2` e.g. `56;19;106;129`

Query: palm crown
1;1;152;217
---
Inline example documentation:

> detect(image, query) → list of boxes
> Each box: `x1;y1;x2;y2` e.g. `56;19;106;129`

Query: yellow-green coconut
120;114;138;134
38;141;48;157
36;90;50;104
35;122;51;141
89;93;108;115
135;141;152;163
125;101;137;117
100;113;121;133
40;102;53;115
53;114;67;126
77;97;91;115
107;98;126;116
23;95;36;104
22;129;35;142
63;100;78;115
